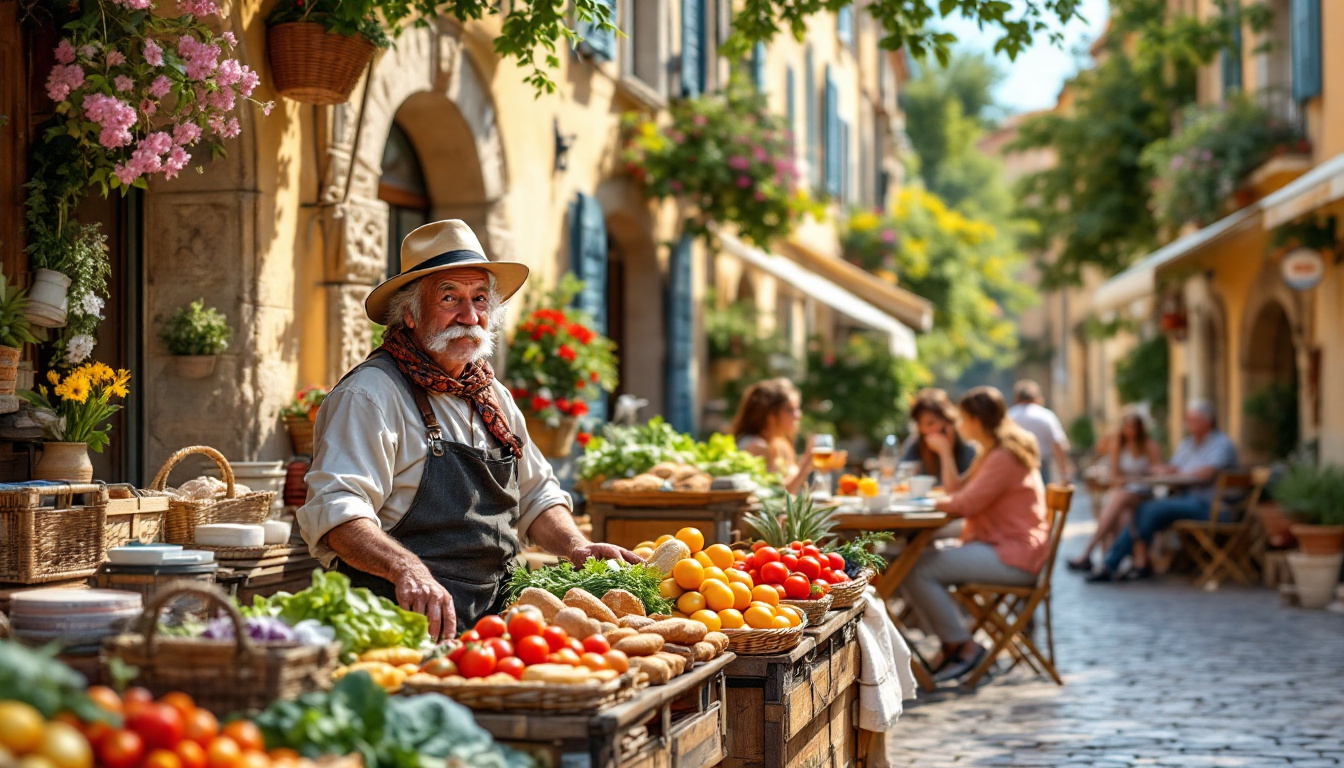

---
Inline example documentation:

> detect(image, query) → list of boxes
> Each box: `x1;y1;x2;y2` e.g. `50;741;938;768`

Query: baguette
604;627;638;644
703;632;730;654
692;641;716;663
631;655;672;685
601;589;646;618
564;588;619;623
552;607;601;639
613;632;665;657
644;618;707;645
517;587;566;620
619;615;655;630
522;664;593;684
661;643;695;664
654;652;687;677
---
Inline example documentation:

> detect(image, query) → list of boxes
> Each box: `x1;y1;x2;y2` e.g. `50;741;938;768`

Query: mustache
424;323;495;358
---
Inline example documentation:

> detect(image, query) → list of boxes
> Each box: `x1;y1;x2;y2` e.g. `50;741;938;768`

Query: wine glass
812;433;836;498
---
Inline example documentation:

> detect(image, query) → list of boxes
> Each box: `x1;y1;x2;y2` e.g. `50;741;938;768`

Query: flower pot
1289;524;1344;556
1233;187;1256;208
0;345;19;396
26;268;70;328
1255;502;1296;549
1287;552;1343;609
284;415;315;457
267;22;376;105
33;441;94;482
173;355;218;379
711;358;748;385
523;413;580;459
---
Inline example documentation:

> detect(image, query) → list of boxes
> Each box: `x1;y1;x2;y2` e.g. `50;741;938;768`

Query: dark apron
332;353;521;628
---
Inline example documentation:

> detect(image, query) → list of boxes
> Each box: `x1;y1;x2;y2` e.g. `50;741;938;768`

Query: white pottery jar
26;269;71;328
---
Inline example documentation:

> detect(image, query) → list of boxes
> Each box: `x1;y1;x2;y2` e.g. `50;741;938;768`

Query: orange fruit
677;591;707;614
751;585;780;606
693;551;714;568
633;547;654;560
729;581;753;611
655;534;673;546
778;605;803;627
672;559;705;591
672;610;689;619
702;566;728;584
744;606;776;629
635;540;656;550
772;615;792;629
733;549;747;562
702;580;735;612
717;608;745;629
676;527;705;554
705;544;735;570
659;578;684;600
690;609;722;632
725;569;753;588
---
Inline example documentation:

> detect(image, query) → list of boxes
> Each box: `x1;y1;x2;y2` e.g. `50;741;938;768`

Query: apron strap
410;385;447;458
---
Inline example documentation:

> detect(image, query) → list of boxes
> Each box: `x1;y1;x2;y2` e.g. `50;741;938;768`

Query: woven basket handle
150;446;237;499
136;582;258;659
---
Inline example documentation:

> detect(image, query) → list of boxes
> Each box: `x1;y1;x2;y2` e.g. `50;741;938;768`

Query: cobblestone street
887;503;1344;767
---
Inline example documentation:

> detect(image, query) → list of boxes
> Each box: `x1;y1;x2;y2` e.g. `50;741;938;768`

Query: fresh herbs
825;532;894;578
507;558;673;615
244;570;428;656
743;489;837;548
578;416;776;486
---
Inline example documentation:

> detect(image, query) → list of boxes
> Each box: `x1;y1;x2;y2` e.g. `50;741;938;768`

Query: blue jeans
1103;495;1212;572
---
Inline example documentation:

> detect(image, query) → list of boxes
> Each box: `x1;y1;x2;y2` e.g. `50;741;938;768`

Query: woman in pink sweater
903;386;1051;683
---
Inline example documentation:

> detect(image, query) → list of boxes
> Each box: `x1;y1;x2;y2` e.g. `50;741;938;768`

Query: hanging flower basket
267;22;376;105
26;269;71;328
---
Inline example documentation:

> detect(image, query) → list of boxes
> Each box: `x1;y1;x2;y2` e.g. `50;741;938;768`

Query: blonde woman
731;378;815;494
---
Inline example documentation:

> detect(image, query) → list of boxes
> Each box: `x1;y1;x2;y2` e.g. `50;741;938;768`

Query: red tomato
773;584;788;600
802;545;823;560
128;703;186;752
87;686;124;715
760;561;789;585
185;708;220;748
750;541;767;552
582;634;611;655
237;751;270;768
781;553;799;571
828;570;850;583
160;692;197;722
475;614;508;639
495;657;526;680
749;570;761;584
743;553;756;570
549;648;581;666
796;556;823;581
790;541;804;551
754;546;780;565
421;657;459;677
516;635;551;666
814;576;831;588
826;553;846;572
542;625;569;652
460;629;481;644
123;687;155;707
731;561;749;571
507;609;545;639
579;652;609;671
566;638;585;655
176;740;209;768
205;736;242;768
99;730;146;768
485;637;514;659
222;721;265;754
84;720;116;751
784;574;811;600
459;644;498;678
145;749;184;768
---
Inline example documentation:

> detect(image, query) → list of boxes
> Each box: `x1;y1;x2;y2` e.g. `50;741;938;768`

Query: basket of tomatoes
735;540;850;629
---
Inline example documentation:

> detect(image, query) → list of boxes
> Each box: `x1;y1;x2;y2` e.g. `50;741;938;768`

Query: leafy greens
577;416;777;486
244;570;428;656
507;557;673;615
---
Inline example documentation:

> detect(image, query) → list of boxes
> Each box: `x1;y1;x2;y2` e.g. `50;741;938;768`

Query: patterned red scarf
380;325;524;459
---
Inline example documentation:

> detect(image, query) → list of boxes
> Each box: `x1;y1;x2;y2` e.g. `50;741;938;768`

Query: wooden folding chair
951;484;1075;688
1173;467;1271;589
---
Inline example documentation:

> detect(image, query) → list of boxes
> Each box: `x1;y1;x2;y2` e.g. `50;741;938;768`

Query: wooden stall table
718;602;865;768
834;506;950;693
585;490;761;550
472;652;734;768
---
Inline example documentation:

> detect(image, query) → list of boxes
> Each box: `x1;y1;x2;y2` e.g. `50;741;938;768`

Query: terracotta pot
0;345;19;396
1255;502;1297;548
523;413;580;458
34;441;94;482
711;358;748;387
267;22;377;105
285;415;315;457
173;355;218;379
1290;524;1344;556
1287;552;1343;609
26;268;70;328
1233;188;1256;208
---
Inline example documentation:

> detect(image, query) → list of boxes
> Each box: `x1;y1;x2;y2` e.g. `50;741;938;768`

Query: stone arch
597;181;665;410
1240;297;1300;461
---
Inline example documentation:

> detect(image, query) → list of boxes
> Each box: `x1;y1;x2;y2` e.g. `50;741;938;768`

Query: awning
1261;152;1344;229
715;229;919;359
780;241;934;332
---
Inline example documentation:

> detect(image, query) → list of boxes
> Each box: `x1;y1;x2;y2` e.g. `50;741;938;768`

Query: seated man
1088;399;1238;582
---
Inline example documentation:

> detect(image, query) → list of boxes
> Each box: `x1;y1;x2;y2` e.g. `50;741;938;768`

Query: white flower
65;334;96;364
77;291;105;319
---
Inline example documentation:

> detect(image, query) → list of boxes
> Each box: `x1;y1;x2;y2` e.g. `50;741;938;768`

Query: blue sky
935;0;1111;114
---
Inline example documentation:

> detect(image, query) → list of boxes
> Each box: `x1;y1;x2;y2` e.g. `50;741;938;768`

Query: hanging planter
173;355;218;379
26;269;71;328
267;22;376;105
159;299;231;379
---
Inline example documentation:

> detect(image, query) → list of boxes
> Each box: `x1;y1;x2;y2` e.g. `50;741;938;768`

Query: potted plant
20;364;131;482
0;274;41;395
158;300;231;378
266;0;387;105
281;386;330;457
1271;462;1344;609
506;275;617;458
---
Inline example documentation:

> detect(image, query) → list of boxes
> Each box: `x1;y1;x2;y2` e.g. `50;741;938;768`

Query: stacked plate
8;589;143;653
107;544;216;566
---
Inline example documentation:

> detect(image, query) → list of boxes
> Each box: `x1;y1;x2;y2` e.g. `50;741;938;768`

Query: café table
833;503;950;693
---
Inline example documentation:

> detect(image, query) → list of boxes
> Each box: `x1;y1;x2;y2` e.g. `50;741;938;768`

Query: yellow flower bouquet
20;364;130;452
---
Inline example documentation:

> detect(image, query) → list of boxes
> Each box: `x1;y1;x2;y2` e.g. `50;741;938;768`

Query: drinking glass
877;434;899;491
812;434;836;498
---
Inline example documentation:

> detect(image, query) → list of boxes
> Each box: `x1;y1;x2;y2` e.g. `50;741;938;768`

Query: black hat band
403;249;488;276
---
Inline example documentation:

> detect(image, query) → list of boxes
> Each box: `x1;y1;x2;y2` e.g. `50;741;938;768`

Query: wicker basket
780;593;834;626
0;483;108;584
151;446;275;545
102;583;340;715
283;415;315;458
401;671;640;713
720;620;807;655
104;487;171;551
827;569;874;609
267;22;376;106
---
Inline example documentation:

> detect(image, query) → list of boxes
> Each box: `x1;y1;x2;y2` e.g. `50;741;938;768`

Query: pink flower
177;36;221;80
692;114;708;127
163;146;190;179
54;40;76;65
217;59;242;87
111;0;151;8
173;121;202;146
79;44;97;59
113;163;139;186
45;64;85;102
177;0;220;16
114;75;134;92
728;155;749;170
752;146;768;162
139;98;157;116
106;49;126;66
261;100;275;116
880;229;896;244
148;75;172;99
82;92;137;148
753;190;766;202
237;65;260;98
736;176;752;189
222;31;237;47
206;87;236;112
143;39;164;67
221;117;240;138
669;180;683;193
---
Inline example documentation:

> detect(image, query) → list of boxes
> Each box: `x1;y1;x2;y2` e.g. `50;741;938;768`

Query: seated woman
732;378;814;494
1068;413;1162;572
902;386;1051;683
901;388;978;492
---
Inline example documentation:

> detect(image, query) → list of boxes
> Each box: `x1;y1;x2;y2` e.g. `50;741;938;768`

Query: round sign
1281;247;1325;291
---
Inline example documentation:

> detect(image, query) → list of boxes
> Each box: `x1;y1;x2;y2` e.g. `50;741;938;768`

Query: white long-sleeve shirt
296;364;572;567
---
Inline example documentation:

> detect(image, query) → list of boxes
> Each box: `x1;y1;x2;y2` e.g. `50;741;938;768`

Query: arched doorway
1241;300;1299;461
379;122;430;278
602;210;664;412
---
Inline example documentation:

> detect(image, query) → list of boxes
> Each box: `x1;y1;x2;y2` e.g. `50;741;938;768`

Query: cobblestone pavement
885;502;1344;767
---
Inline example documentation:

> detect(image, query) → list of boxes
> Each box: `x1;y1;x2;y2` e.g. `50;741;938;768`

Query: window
623;0;667;94
805;46;818;191
379;122;430;279
837;7;854;47
681;0;705;97
1291;0;1322;101
578;0;617;62
1221;3;1244;95
752;41;767;91
824;65;840;197
785;66;797;157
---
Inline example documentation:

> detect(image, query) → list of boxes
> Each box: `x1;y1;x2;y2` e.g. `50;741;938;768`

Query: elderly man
1088;398;1238;582
298;220;637;639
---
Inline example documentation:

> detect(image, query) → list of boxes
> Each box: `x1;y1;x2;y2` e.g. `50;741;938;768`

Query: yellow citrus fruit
744;606;776;629
690;609;722;632
37;722;92;768
636;541;656;550
677;590;707;614
725;568;754;587
717;608;745;629
705;544;735;570
673;559;705;591
702;580;736;612
778;605;803;627
655;534;673;546
693;551;714;568
660;577;684;600
633;547;655;560
676;527;705;554
772;614;792;629
751;585;780;606
733;548;747;562
672;610;689;619
858;477;880;497
729;581;753;611
0;701;45;753
748;600;775;613
702;566;728;584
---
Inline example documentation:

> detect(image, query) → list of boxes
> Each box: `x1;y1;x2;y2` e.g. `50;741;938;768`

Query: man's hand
568;542;643;565
394;564;456;641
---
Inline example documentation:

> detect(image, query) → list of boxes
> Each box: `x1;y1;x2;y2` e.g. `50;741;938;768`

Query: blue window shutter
569;193;609;335
578;0;617;62
681;0;704;97
666;235;695;434
837;7;853;46
785;66;797;156
824;66;840;197
1292;0;1322;101
752;42;767;91
805;47;817;190
1221;20;1243;95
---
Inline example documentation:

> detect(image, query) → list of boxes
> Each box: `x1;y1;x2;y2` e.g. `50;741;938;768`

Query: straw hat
364;219;530;324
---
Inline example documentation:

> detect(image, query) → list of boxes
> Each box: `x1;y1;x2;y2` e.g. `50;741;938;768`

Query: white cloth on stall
856;586;917;733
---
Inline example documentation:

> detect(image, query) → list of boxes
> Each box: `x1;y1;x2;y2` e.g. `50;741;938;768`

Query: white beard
424;324;496;360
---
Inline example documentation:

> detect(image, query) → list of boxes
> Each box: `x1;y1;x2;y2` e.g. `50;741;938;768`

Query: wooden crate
719;604;865;768
589;498;761;550
105;495;170;550
472;653;734;768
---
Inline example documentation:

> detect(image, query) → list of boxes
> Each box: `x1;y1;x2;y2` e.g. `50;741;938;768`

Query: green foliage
1269;463;1344;526
1243;382;1299;461
824;531;894;575
507;557;673;615
704;293;795;406
0;274;40;349
158;299;232;356
1115;335;1169;419
245;570;430;656
743;488;837;548
1272;215;1338;252
800;333;927;449
0;641;113;724
1067;415;1097;455
577;416;775;485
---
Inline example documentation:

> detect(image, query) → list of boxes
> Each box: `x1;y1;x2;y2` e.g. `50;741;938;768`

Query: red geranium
558;344;577;363
577;432;591;447
530;395;551;412
569;401;589;417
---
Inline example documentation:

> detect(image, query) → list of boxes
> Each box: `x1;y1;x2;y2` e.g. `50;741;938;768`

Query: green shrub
1068;415;1097;456
1271;463;1344;526
159;299;231;356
